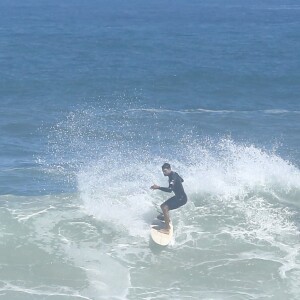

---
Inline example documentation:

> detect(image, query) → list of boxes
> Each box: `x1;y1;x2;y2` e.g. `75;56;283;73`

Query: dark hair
162;163;171;170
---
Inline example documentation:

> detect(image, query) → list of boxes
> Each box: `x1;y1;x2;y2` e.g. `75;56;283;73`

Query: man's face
162;168;171;176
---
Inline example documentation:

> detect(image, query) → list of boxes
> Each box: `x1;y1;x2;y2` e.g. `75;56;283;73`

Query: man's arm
158;186;173;193
150;174;176;193
150;183;173;193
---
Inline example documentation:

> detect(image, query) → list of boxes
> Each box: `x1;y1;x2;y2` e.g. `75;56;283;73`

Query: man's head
162;163;172;176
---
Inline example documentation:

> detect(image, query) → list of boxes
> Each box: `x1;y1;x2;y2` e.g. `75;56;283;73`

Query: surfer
150;163;187;234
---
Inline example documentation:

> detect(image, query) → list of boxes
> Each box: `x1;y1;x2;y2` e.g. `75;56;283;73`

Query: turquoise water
1;1;300;299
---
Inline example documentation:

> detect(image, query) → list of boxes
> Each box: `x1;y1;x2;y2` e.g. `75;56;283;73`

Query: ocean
1;0;300;299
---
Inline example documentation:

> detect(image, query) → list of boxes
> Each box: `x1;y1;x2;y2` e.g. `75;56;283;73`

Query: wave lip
128;107;300;115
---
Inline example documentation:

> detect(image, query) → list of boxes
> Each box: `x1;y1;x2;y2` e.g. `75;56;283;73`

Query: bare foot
158;227;170;234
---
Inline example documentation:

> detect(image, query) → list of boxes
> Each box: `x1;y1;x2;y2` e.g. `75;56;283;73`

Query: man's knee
160;203;168;211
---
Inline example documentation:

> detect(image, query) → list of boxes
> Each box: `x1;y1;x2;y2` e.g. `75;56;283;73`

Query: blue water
1;1;300;299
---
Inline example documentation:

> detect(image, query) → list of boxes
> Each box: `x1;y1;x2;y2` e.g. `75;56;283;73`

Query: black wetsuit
159;171;187;210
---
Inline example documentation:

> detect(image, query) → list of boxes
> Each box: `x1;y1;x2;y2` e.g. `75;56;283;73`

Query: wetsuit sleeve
158;176;175;193
158;186;173;193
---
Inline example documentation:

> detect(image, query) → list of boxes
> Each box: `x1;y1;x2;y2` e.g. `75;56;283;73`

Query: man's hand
150;184;160;190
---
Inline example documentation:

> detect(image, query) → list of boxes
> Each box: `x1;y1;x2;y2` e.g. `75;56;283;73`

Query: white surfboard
150;219;173;246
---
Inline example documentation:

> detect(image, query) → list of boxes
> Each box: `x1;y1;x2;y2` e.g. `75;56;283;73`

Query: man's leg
160;203;171;234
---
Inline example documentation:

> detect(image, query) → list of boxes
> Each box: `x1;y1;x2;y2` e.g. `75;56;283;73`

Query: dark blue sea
1;0;300;299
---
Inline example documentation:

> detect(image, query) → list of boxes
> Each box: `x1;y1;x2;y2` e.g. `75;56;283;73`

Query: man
150;163;187;234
